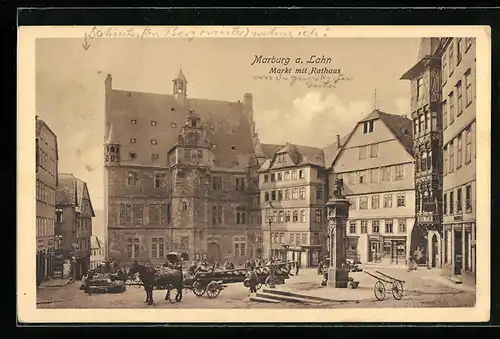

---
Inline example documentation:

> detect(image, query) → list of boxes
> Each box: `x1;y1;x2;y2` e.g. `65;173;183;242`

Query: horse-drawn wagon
185;261;295;299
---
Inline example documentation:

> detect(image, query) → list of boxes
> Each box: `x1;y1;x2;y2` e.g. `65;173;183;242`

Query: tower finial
373;88;378;111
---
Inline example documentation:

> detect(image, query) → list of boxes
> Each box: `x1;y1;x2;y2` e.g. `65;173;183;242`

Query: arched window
427;151;432;170
421;151;427;171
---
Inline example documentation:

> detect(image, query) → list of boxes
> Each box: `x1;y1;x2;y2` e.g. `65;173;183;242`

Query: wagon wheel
192;281;206;297
167;284;180;304
391;280;404;300
265;275;278;286
374;281;386;301
206;281;221;299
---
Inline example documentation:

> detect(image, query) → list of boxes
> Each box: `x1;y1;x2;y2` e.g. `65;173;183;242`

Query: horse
128;262;183;305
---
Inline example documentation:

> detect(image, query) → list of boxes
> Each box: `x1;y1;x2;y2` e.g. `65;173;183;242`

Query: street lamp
267;201;276;288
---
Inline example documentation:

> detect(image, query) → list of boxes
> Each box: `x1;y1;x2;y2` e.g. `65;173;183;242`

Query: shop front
367;234;383;263
443;221;476;283
382;236;407;266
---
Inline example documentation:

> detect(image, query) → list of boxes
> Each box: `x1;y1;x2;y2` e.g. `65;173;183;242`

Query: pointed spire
175;68;187;82
373;88;378;111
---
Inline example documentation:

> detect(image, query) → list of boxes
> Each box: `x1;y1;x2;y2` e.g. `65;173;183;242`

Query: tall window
154;172;167;188
372;220;380;233
292;188;298;200
149;204;160;224
456;81;463;116
457;134;463;168
316;186;323;200
180;237;189;250
349;221;357;234
292;210;298;222
284;189;290;200
442;100;448;129
359;197;368;210
397;193;406;207
383;194;393;208
278;190;283;201
285;211;291;222
382;166;392;181
371;195;380;209
361;221;368;234
449;41;454;75
449;92;455;124
457;188;463;213
299;170;305;179
442;52;447;85
315;209;322;223
133;204;144;224
120;204;132;224
370;168;378;183
416;77;423;101
127;172;139;186
264;174;269;183
278;211;284;223
457;38;462;64
277;173;282;181
234;237;246;256
385;220;393;234
235;177;245;191
127;238;140;258
300;210;306;223
284;171;290;180
370;144;379;158
359;146;367;160
358;171;366;184
427;151;432;170
151;238;164;258
291;171;297;180
444;146;448;174
465;69;473;106
465;127;472;163
419;114;424;133
465;185;472;213
183;149;191;159
299;187;306;199
398;219;407;233
449;141;455;173
443;193;448;215
449;191;455;215
236;206;246;224
395;165;404;180
212;176;223;191
414;119;418;135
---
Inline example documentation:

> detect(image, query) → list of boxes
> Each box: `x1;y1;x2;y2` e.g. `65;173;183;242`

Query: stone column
325;196;350;288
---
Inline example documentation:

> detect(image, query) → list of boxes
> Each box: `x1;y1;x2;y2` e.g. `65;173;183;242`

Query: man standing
295;261;300;276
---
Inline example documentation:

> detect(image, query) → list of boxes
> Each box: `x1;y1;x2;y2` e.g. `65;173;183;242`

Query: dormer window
171;123;177;128
131;119;137;124
231;145;236;151
151;120;157;126
212;143;217;149
151;139;157;145
129;152;136;159
363;120;375;134
277;153;286;163
130;138;136;144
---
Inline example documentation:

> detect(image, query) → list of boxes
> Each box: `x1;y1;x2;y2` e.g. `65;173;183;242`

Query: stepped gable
107;88;255;168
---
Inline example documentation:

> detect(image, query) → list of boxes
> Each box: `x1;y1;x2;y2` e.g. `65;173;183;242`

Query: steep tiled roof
259;142;326;171
56;173;96;216
377;111;413;156
260;143;285;159
322;134;350;169
106;75;255;169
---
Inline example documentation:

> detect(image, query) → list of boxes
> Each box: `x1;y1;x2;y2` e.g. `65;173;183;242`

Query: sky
36;37;421;237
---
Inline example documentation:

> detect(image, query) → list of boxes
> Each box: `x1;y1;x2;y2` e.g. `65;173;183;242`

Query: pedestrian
317;261;323;275
295;261;300;276
246;264;258;294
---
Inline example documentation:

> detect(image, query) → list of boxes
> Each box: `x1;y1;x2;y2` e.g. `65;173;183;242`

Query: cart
364;270;405;301
186;261;295;299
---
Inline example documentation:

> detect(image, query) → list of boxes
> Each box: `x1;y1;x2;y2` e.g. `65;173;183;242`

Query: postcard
17;25;491;323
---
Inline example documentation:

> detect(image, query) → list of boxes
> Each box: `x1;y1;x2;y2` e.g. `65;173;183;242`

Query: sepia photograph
18;25;490;323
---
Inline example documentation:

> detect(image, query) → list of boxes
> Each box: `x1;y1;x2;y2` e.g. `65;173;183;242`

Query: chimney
244;93;253;109
336;134;341;148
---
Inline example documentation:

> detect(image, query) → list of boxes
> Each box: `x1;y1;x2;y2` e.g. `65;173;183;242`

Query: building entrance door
369;241;381;263
454;230;463;275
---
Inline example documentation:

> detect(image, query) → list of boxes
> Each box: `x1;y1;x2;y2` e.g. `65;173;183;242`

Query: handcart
364;270;405;301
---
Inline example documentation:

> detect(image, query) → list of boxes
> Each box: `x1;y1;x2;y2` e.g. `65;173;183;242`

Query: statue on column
333;178;345;199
